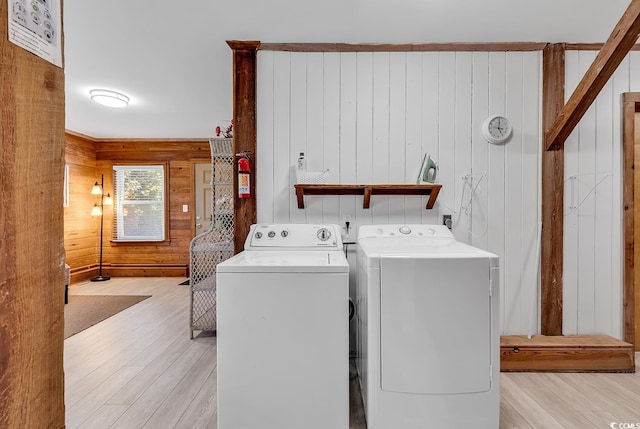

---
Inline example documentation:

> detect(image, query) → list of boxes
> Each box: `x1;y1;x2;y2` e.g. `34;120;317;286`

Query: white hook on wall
564;171;612;216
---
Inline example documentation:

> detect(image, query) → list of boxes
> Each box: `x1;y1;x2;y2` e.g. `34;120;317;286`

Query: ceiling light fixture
90;89;130;108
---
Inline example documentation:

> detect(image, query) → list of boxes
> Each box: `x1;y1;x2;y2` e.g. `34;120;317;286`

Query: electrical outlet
342;214;352;239
443;214;452;230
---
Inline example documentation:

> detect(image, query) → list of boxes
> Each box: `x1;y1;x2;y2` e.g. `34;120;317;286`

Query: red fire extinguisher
237;151;251;199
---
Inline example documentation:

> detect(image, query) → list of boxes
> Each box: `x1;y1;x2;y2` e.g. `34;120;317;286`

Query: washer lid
217;250;349;273
357;236;499;268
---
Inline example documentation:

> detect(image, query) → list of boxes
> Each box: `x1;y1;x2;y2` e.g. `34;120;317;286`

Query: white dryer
216;223;349;429
356;224;499;428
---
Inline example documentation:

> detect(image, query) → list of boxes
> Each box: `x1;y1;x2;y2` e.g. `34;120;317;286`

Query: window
113;165;166;241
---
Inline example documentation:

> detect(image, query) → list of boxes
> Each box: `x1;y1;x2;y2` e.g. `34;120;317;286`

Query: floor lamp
91;174;112;282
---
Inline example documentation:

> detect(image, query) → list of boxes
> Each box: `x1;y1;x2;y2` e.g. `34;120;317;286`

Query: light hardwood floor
65;277;640;429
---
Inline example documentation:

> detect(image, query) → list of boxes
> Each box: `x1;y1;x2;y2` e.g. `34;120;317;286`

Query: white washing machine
216;223;349;429
356;224;499;428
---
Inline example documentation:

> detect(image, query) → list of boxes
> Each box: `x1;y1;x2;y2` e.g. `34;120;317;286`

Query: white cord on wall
564;172;612;216
442;172;486;214
441;171;488;239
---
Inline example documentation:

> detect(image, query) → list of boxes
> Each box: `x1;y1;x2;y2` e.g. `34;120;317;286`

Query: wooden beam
622;94;637;346
228;41;259;254
546;0;640;150
566;42;640;51
259;42;547;52
541;44;566;336
1;9;66;428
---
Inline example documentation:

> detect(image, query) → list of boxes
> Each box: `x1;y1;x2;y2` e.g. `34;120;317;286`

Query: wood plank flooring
65;278;640;429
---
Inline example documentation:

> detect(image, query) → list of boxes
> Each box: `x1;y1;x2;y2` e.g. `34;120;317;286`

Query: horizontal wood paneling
257;49;542;335
65;133;98;164
98;154;210;275
95;140;210;161
64;133;99;276
65;137;211;279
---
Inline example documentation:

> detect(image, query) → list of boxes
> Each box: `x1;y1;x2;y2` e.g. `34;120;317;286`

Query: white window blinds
113;165;165;241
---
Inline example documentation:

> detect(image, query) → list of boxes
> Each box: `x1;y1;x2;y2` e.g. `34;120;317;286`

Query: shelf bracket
295;186;305;209
425;186;441;209
363;187;372;209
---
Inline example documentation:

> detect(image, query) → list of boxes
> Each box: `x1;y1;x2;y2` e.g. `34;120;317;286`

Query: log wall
64;133;99;281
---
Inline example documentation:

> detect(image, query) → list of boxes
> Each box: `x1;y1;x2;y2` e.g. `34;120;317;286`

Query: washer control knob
281;230;289;238
428;228;435;235
255;232;262;239
268;230;276;238
399;225;411;235
317;228;331;241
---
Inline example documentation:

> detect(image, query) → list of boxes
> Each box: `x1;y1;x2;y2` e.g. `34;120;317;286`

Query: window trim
111;162;170;243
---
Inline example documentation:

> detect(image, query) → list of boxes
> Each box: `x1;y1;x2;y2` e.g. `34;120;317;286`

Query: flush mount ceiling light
89;89;130;108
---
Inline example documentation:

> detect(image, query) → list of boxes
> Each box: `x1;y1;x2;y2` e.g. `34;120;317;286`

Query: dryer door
380;255;491;394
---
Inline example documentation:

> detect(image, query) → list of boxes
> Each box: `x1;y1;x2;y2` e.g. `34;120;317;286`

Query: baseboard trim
70;263;188;283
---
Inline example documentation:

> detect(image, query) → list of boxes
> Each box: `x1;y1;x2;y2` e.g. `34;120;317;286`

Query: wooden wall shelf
294;183;442;209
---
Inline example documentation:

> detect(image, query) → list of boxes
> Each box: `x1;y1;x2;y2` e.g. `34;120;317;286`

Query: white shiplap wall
256;50;542;335
562;50;640;339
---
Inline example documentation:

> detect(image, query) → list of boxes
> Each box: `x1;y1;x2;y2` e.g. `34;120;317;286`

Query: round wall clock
482;115;512;145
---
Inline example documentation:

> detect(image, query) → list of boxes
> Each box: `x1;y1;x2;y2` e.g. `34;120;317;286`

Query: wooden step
500;335;635;373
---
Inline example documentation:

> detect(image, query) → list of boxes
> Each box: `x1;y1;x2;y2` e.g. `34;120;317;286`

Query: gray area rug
64;295;151;339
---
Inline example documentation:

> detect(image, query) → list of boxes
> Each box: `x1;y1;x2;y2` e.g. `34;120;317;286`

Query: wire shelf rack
189;138;234;338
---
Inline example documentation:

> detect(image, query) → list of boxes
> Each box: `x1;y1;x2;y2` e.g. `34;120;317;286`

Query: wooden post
622;93;637;346
541;43;566;336
227;41;260;254
0;5;66;427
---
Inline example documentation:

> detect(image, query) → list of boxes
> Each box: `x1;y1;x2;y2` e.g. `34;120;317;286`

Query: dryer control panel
358;224;454;240
245;223;343;250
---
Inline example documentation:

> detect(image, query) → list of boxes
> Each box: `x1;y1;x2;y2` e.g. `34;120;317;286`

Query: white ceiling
64;0;632;139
